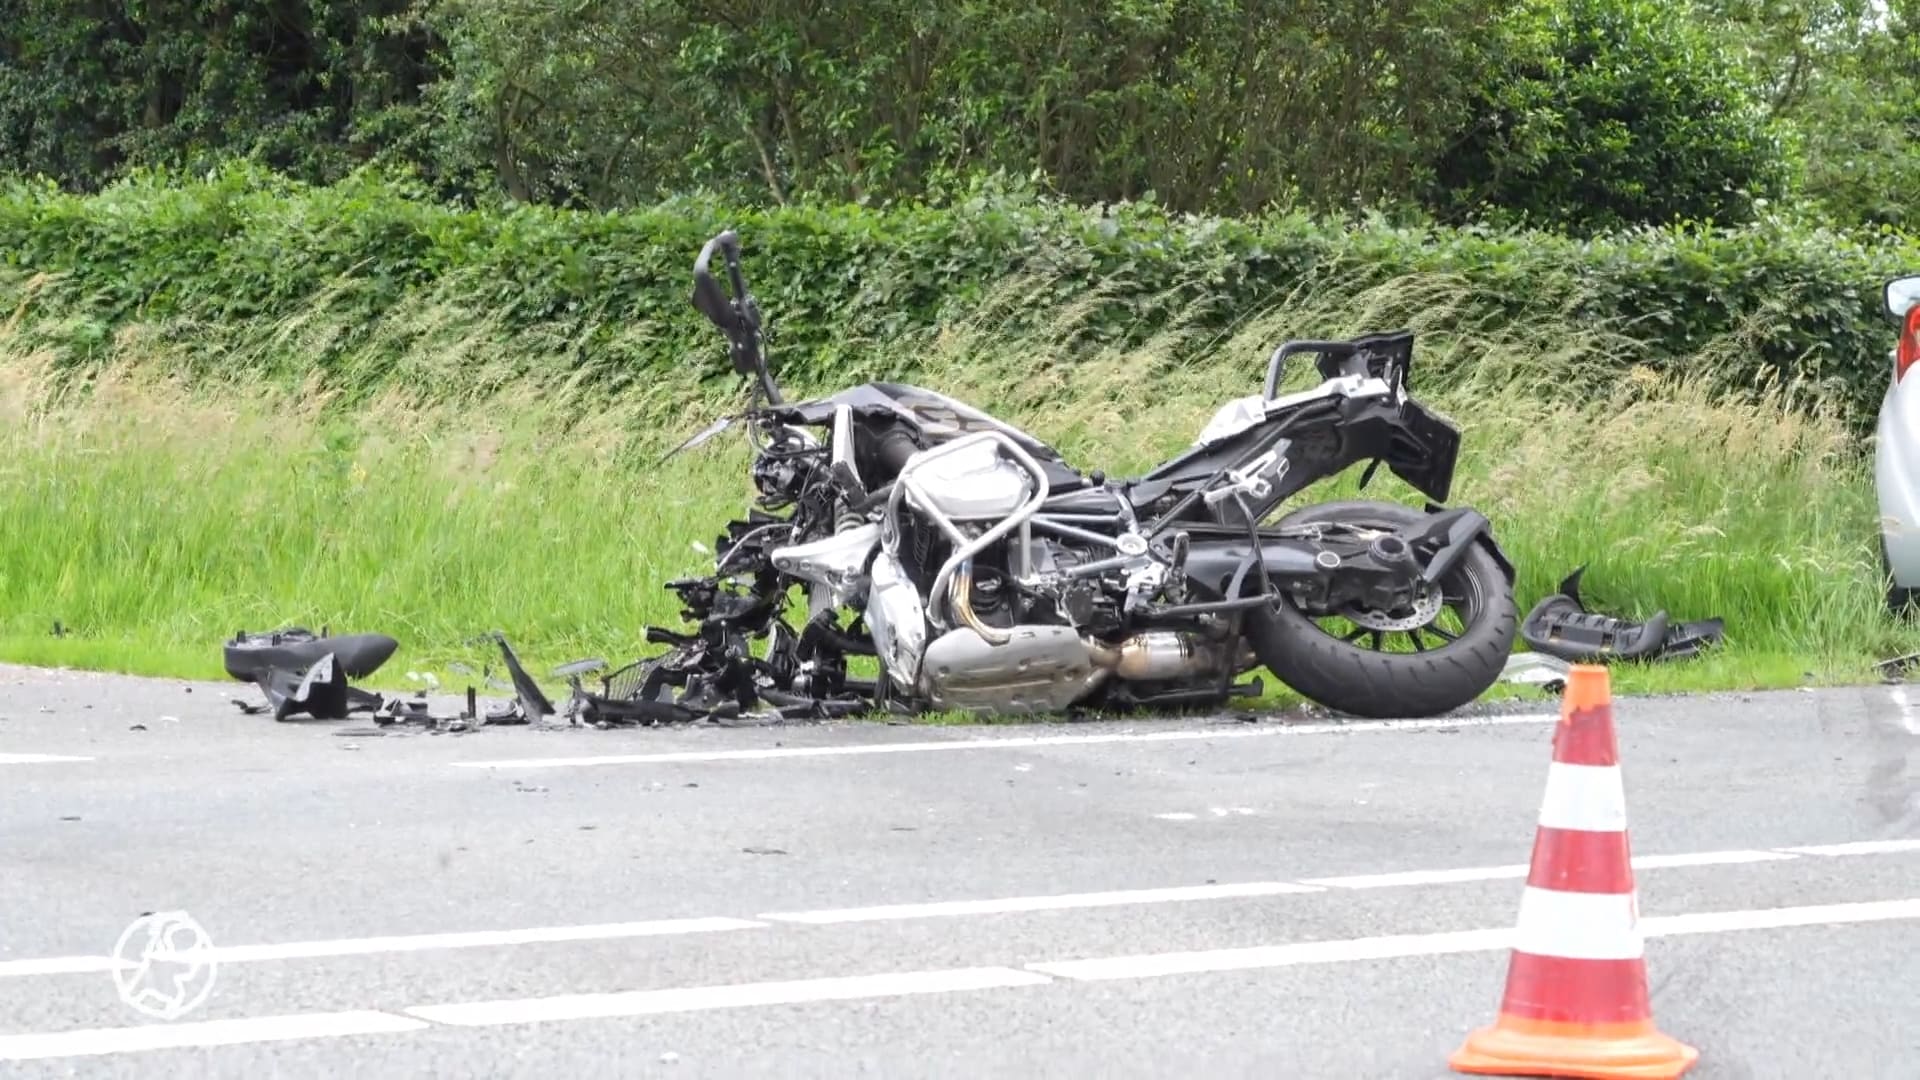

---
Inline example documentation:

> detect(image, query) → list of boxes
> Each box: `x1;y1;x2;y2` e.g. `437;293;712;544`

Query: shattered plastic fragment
1502;652;1570;693
1519;566;1724;664
251;652;379;721
491;632;555;720
577;516;880;726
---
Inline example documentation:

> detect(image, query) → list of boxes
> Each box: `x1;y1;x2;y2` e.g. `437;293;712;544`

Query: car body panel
1876;350;1920;591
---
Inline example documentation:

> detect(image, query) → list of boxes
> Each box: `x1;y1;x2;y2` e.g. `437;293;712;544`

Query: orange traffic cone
1449;664;1700;1080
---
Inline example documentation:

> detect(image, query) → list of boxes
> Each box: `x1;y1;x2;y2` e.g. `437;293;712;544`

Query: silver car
1878;275;1920;611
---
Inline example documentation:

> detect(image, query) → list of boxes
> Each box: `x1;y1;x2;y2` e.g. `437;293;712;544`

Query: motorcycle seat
224;628;400;682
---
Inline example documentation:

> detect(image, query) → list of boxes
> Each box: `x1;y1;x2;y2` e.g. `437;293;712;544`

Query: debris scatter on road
214;561;1731;737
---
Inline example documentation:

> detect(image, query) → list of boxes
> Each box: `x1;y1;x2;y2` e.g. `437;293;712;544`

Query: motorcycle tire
1243;499;1518;719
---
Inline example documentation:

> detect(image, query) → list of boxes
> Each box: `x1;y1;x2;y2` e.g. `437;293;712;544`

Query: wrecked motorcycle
613;230;1520;723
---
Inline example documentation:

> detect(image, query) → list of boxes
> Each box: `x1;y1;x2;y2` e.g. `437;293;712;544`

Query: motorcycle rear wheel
1244;500;1518;719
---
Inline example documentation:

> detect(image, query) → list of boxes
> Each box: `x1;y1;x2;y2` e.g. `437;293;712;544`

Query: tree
1425;0;1791;232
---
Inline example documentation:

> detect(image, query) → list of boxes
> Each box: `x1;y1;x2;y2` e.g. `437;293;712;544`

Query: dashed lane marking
6;897;1919;1061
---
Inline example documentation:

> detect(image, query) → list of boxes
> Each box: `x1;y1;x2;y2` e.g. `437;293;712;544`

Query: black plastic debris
1876;651;1920;682
215;626;501;725
1519;567;1724;664
219;615;866;732
489;632;552;723
564;523;879;726
223;628;398;721
223;627;399;684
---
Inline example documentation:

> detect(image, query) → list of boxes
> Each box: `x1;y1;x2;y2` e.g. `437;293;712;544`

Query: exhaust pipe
950;559;1012;646
1084;631;1232;681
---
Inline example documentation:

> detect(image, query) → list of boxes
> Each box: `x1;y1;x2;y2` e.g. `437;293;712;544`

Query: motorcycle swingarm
1519;567;1725;664
1178;508;1497;603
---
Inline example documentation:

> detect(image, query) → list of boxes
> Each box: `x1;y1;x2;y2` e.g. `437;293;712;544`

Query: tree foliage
0;0;1914;231
401;0;1530;216
1426;0;1790;231
1695;0;1920;228
0;0;436;186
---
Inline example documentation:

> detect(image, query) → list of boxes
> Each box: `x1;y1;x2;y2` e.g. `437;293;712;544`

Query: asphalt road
2;661;1918;1079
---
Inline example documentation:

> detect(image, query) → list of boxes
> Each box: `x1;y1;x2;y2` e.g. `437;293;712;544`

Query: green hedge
3;164;1917;426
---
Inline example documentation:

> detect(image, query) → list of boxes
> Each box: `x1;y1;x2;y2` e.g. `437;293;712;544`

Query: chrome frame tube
1029;515;1126;550
885;431;1052;640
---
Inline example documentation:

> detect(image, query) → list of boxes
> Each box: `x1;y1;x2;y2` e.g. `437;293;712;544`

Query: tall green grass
1;262;1911;704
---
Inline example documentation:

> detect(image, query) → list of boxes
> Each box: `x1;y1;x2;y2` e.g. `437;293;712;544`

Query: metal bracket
1204;449;1286;507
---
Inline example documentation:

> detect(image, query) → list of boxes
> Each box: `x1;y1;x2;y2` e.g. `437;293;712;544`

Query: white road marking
1633;849;1800;869
0;753;92;764
184;916;766;965
449;712;1561;770
405;966;1053;1027
0;956;123;976
1637;897;1920;936
10;897;1918;1060
0;918;765;979
0;1010;429;1062
1776;839;1920;857
1298;847;1795;890
1299;864;1531;889
1027;896;1920;981
1152;807;1259;822
3;834;1914;980
756;882;1326;925
1028;926;1517;980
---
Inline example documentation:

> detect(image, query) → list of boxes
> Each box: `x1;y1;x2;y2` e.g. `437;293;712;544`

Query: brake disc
1338;586;1444;632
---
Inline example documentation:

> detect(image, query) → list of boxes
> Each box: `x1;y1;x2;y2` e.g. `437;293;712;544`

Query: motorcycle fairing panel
623;230;1522;724
1519;566;1725;664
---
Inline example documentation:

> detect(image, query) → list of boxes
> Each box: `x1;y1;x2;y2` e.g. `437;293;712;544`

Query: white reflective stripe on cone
1536;761;1629;833
1511;886;1644;961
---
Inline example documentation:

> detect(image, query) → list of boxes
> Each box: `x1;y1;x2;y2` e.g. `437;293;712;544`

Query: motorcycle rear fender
1408;506;1515;586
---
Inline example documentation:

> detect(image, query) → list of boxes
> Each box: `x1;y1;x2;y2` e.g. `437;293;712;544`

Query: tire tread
1245;500;1519;719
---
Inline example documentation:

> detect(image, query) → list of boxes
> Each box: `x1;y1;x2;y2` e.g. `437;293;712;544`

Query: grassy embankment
0;258;1911;714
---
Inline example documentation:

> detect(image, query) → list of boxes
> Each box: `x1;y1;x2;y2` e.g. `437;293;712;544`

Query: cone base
1449;1016;1700;1080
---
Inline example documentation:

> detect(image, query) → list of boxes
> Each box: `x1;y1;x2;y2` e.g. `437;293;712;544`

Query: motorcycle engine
891;513;1113;631
1027;540;1120;634
893;510;945;592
